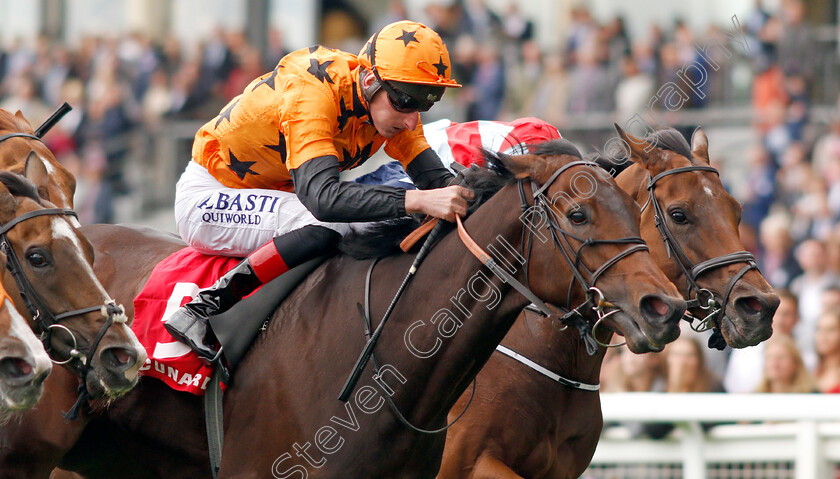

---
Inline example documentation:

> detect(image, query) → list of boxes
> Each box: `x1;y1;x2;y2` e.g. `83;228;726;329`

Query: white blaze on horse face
701;177;717;198
4;299;51;377
49;217;146;366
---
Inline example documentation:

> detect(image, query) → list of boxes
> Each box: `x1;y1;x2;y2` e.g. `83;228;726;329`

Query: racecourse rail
587;393;840;479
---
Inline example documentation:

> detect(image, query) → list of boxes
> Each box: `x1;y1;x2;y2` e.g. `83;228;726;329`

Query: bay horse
54;141;686;478
0;281;52;413
0;171;147;479
435;126;780;479
0;109;76;209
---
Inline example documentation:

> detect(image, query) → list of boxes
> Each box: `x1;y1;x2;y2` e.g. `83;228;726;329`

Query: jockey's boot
164;239;289;361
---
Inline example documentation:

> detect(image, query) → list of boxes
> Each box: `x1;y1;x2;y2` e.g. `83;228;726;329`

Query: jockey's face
363;73;420;138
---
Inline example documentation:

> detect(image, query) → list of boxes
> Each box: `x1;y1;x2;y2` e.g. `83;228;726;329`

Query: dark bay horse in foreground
0;109;76;209
51;142;686;478
0;284;51;413
436;126;780;479
0;171;147;479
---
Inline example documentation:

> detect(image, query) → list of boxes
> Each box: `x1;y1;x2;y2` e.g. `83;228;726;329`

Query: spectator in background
757;214;801;289
776;0;814;81
520;51;567;127
605;348;672;439
790;239;840;371
0;73;52;124
742;145;777;231
664;335;723;393
615;55;654;120
724;289;799;393
466;43;505;121
755;334;816;393
815;310;840;393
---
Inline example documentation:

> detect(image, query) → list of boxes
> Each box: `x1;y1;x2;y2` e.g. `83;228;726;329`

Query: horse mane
0;172;43;205
590;127;695;178
339;139;582;260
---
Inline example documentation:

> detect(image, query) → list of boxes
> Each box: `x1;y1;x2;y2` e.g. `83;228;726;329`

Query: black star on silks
309;45;320;54
252;65;280;92
364;41;375;60
395;29;419;47
433;56;448;76
227;150;258;180
307;59;334;84
264;132;287;164
340;142;374;169
337;84;369;130
215;99;240;129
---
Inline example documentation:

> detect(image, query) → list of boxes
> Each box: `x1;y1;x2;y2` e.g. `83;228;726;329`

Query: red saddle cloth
133;248;242;395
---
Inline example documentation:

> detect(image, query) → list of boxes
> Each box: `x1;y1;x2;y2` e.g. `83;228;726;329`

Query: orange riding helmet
359;20;461;111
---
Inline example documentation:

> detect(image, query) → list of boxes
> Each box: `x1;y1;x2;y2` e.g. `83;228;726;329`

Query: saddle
209;255;328;370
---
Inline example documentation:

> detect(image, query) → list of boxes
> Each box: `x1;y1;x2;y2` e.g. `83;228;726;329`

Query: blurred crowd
0;26;289;223
1;0;840;434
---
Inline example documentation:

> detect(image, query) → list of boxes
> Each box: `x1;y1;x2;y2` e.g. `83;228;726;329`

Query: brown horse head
0;109;76;208
0;172;146;399
611;125;779;348
0;291;51;414
484;140;685;353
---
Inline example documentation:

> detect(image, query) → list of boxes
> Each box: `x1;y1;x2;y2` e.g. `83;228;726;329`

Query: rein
643;165;758;347
0;207;126;419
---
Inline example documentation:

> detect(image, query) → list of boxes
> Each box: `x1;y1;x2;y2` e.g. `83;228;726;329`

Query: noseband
644;165;758;342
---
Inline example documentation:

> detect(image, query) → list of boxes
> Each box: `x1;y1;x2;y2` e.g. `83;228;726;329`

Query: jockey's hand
405;185;474;222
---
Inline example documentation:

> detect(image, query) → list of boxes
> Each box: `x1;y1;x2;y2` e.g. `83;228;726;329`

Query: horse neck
383;184;533;426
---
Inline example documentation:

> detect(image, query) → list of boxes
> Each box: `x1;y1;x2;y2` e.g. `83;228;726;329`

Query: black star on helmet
395;29;419;47
433;56;448;77
227;150;258;180
307;58;335;84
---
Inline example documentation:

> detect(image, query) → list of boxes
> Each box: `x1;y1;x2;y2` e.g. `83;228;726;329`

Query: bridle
358;160;648;434
458;161;650;353
0;127;127;418
642;164;758;343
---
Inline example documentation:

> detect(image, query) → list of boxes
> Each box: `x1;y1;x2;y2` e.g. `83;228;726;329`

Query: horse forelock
0;172;43;205
645;128;694;164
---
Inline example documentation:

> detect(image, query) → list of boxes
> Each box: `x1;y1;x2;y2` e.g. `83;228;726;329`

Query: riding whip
35;102;72;138
338;218;449;402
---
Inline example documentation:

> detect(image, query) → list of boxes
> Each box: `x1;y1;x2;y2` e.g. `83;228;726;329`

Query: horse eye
670;210;688;224
27;252;49;268
568;211;588;225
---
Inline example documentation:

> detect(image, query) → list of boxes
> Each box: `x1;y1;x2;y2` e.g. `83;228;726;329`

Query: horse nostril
101;347;137;373
736;297;764;316
0;356;34;380
641;295;671;320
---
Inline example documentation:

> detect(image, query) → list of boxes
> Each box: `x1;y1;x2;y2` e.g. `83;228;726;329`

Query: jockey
166;21;471;361
353;117;562;188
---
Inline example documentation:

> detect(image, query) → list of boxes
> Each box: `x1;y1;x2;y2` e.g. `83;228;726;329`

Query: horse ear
691;127;710;165
482;148;533;179
613;123;668;176
23;152;51;203
13;111;34;131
